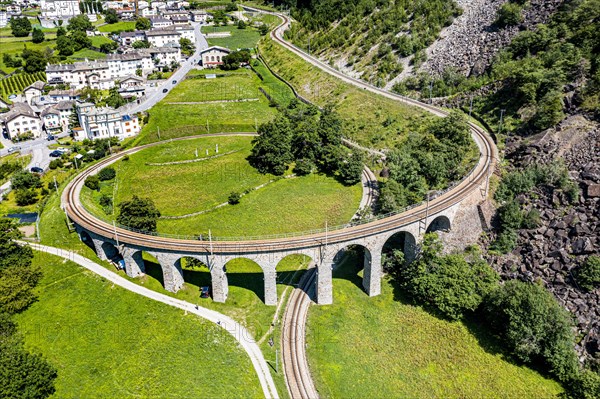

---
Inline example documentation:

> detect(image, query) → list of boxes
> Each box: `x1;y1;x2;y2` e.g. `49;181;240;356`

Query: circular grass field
81;136;362;238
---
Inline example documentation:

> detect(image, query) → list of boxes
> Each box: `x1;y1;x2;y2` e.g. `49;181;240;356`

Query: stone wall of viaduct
75;178;491;306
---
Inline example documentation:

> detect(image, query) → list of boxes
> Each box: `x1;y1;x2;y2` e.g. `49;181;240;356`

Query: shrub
495;3;523;27
294;159;314;176
48;159;63;170
117;196;161;232
576;256;600;292
228;191;241;205
84;175;100;190
483;280;579;381
394;234;499;320
99;194;112;208
14;189;38;206
97;167;116;181
11;171;41;190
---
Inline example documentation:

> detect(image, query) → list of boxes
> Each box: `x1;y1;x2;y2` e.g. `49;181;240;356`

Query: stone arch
78;230;97;254
276;253;313;287
381;231;418;265
426;215;451;234
179;256;212;299
223;257;265;304
100;241;120;262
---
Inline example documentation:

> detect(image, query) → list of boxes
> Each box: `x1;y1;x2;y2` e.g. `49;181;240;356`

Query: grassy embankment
80;135;362;237
306;252;564;398
202;24;261;50
14;251;263;398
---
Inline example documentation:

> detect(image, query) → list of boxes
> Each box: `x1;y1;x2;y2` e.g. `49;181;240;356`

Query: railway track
61;9;498;399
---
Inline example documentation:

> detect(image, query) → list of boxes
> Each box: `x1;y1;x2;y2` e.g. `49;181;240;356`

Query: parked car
56;147;68;153
162;88;168;93
30;166;44;174
47;135;55;141
172;80;177;84
49;150;62;157
7;146;21;153
200;286;210;298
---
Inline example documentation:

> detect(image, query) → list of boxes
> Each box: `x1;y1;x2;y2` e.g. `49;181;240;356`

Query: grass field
136;69;279;144
251;59;295;107
70;48;107;60
80;136;362;237
90;35;114;47
14;251;263;398
259;37;435;149
306;252;564;398
0;39;55;73
98;21;136;33
202;25;261;50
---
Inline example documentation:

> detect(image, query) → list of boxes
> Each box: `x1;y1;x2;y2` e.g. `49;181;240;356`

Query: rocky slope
488;115;600;365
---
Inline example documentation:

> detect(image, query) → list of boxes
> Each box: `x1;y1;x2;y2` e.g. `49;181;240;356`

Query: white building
75;102;140;140
200;46;230;68
119;30;146;46
0;11;8;28
189;10;208;23
146;28;180;47
0;103;43;140
23;81;46;105
149;16;172;28
145;46;180;66
46;52;153;90
40;0;80;19
171;24;194;41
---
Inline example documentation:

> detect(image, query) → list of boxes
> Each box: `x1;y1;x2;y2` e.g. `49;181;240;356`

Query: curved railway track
61;10;498;399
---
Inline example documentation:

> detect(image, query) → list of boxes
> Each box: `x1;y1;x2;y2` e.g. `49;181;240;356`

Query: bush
576;256;600;292
14;189;38;206
84;175;100;190
495;3;523;27
11;171;41;190
483;280;579;382
394;235;499;320
228;191;241;205
293;159;314;176
48;159;64;170
97;167;116;181
99;194;112;208
490;228;518;253
117;196;161;232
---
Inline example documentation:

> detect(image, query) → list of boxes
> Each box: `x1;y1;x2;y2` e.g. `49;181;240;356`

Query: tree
495;2;523;27
67;15;93;32
221;49;252;70
105;86;126;108
56;35;74;56
0;339;57;398
132;40;150;49
337;150;363;185
10;17;31;38
0;219;33;271
394;235;499;320
249;115;293;175
237;20;247;29
179;38;195;56
11;170;41;190
14;189;38;206
135;17;151;31
117;196;161;232
104;8;119;24
70;30;92;51
258;23;269;36
99;41;118;53
378;179;408;213
68;104;80;129
533;90;565;131
84;175;100;190
228;191;241;205
429;110;470;147
31;28;44;44
56;26;66;37
97;167;116;181
21;49;47;73
483;280;579;381
576;255;600;292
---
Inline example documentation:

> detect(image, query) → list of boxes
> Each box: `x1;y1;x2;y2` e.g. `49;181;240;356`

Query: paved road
24;242;280;399
124;23;209;115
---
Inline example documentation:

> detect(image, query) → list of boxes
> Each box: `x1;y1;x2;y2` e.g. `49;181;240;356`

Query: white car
56;147;69;154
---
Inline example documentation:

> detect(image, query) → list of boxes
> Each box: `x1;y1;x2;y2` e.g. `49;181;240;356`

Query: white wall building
200;46;230;68
146;28;180;47
40;0;80;19
0;103;43;140
23;81;46;105
189;10;208;23
0;11;8;28
149;16;172;28
75;102;140;140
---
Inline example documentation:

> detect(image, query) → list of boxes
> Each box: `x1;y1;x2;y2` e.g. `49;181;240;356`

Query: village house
146;28;180;47
150;16;172;28
75;102;140;141
189;10;208;23
200;46;230;68
0;102;43;140
23;81;46;105
119;30;146;46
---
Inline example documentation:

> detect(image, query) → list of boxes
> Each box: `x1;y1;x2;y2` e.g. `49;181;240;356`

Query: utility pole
53;176;59;195
275;349;279;373
308;36;310;56
206;119;209;134
498;109;506;134
157;126;161;140
469;95;473;119
429;78;433;103
113;220;120;248
209;229;213;255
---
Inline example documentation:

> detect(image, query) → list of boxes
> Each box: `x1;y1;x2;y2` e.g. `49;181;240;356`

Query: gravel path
24;242;280;399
